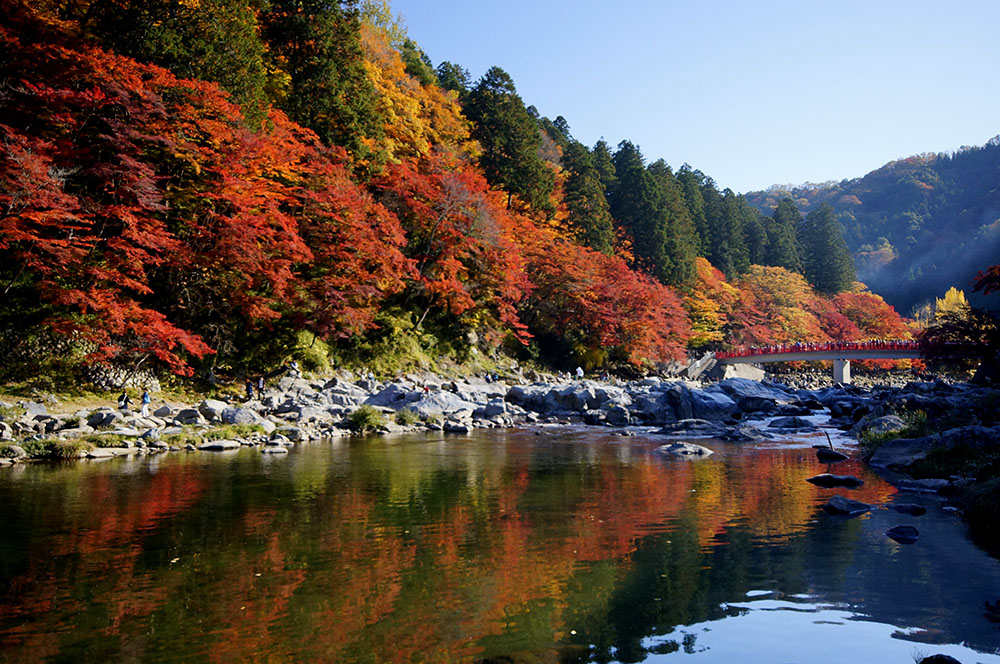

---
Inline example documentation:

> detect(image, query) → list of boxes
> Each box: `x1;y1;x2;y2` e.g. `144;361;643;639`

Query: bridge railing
715;340;920;360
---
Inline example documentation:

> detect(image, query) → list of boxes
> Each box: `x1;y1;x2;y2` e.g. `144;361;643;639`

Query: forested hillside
746;138;1000;313
0;0;917;383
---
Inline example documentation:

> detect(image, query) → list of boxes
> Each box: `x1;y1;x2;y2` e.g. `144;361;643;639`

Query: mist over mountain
745;136;1000;314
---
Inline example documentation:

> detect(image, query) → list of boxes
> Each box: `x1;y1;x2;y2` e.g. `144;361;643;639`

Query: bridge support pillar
833;359;851;385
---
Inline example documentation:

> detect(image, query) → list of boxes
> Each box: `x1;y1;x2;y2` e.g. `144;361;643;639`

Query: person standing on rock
257;376;265;399
245;379;254;401
118;390;132;413
576;366;584;380
140;389;151;417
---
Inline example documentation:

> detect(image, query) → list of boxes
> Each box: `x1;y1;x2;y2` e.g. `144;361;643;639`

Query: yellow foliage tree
359;25;473;163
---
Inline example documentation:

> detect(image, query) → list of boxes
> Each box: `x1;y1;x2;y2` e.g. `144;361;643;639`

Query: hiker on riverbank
141;389;151;417
118;391;132;412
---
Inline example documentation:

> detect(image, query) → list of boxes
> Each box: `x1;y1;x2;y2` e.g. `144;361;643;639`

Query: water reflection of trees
0;432;925;663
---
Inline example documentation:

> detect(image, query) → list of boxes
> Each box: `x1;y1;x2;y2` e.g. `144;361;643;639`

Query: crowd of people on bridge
715;339;920;360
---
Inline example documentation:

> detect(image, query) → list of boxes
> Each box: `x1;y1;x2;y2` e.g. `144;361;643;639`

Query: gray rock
198;440;241;451
261;446;289;454
443;420;471;434
658;419;728;438
822;494;872;516
0;444;26;459
886;525;919;544
174;408;206;425
274;427;306;442
364;383;420;408
0;421;12;440
806;473;864;488
198;399;229;422
656;442;714;457
706;362;766;382
853;414;906;437
722;423;773;442
690;386;739;421
153;404;176;418
483;397;508;418
767;416;816;430
85;448;116;459
604;404;632;426
87;409;121;429
406;391;481;419
221;407;264;426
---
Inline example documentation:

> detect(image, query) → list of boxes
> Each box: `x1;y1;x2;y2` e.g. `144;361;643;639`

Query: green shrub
295;331;331;373
83;434;129;448
348;405;386;433
0;404;25;422
20;438;92;459
394;408;421;426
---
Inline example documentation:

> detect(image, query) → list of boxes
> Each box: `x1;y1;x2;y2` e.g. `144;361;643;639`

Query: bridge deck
716;349;922;364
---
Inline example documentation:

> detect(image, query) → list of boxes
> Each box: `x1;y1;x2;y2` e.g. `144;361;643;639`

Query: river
1;425;999;663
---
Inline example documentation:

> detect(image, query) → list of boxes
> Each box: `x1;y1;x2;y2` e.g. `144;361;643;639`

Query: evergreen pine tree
262;0;384;162
800;204;856;293
766;198;803;272
561;141;616;254
464;66;554;212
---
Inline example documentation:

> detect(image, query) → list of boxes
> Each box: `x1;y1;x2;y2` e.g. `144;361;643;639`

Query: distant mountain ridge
745;136;1000;314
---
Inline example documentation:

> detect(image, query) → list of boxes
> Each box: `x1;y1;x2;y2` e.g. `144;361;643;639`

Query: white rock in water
657;442;714;457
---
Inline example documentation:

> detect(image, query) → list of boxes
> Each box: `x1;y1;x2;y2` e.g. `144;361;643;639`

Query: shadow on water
1;426;999;662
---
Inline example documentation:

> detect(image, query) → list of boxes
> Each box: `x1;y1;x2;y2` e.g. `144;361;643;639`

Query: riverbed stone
0;421;12;440
816;447;849;462
823;495;873;516
261;445;288;454
198;439;240;451
658;419;728;438
896;478;951;493
656;442;714;457
767;416;816;430
85;448;115;459
175;408;206;425
886;525;920;544
806;473;864;488
198;399;229;422
0;444;26;459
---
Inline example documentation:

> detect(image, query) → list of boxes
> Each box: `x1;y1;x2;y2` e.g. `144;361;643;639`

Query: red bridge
714;340;921;384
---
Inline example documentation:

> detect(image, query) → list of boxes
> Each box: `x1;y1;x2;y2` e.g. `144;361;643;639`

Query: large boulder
198;439;240;451
174;408;206;425
364;383;420;408
222;407;266;426
407;391;482;419
767;416;816;431
806;473;864;488
197;399;229;422
867;425;1000;470
689;385;739;421
716;378;791;402
87;408;122;429
0;444;26;459
0;421;13;440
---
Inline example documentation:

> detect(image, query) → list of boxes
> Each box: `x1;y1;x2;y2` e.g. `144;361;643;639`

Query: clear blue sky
391;0;1000;194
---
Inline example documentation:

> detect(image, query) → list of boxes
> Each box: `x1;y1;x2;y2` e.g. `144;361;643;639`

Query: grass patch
19;438;93;459
348;405;386;433
0;403;25;422
203;424;265;441
394;408;422;426
82;434;131;448
162;431;203;447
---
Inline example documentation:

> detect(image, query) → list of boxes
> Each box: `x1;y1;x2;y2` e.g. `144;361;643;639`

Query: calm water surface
2;425;999;663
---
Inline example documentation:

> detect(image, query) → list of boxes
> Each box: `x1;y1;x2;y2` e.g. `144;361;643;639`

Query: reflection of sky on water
639;595;1000;663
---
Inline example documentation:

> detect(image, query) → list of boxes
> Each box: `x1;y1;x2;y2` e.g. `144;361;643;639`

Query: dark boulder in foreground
919;655;962;664
806;473;864;488
886;525;920;544
822;495;872;516
890;503;927;516
816;447;849;462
